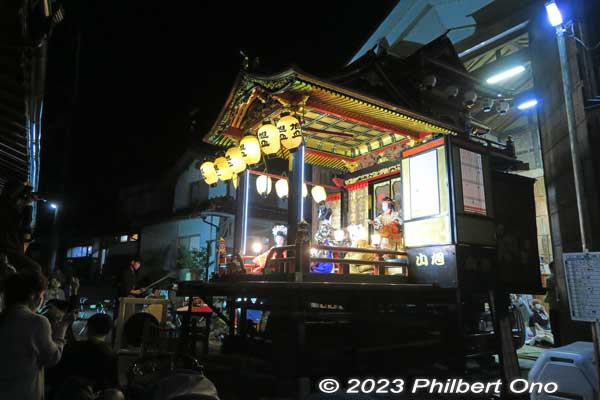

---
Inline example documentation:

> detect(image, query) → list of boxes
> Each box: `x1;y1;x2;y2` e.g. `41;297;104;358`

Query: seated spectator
527;299;554;346
48;313;119;395
0;272;71;400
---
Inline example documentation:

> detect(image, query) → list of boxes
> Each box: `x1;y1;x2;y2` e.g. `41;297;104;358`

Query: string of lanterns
256;175;327;203
200;111;303;186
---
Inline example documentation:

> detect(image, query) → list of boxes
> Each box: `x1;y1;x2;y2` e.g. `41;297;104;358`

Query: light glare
251;242;262;254
486;65;526;84
545;1;563;27
517;99;538;110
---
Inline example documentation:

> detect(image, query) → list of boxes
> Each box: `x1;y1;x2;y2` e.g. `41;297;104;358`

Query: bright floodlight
486;65;526;84
517;99;539;110
545;1;563;27
251;242;262;254
50;203;58;209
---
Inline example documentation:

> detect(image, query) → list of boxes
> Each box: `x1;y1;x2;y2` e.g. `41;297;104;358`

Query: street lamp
545;0;587;250
545;0;563;27
545;1;600;388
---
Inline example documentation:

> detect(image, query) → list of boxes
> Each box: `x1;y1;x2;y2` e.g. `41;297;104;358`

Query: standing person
0;272;72;400
118;257;148;298
367;197;403;250
312;204;335;273
114;257;149;323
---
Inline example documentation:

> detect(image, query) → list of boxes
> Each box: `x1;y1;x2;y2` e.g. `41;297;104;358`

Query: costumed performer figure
368;197;403;251
252;225;288;272
311;203;335;273
344;224;377;274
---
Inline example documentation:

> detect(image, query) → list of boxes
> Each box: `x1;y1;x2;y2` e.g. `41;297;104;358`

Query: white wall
174;160;203;211
140;222;178;271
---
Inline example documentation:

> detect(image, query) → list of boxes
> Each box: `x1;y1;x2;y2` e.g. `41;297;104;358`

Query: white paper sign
409;150;440;219
460;149;486;215
564;252;600;322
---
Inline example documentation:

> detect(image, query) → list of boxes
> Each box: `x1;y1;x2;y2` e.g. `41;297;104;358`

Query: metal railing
260;244;409;276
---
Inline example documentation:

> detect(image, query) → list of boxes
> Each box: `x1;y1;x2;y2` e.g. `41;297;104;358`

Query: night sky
40;0;398;234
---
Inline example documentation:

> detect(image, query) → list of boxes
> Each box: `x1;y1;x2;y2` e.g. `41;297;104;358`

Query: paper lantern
239;135;261;165
311;185;327;203
225;147;246;174
231;173;239;189
277;112;302;150
257;120;280;155
200;161;218;185
275;179;288;199
214;157;233;181
256;175;272;196
302;183;308;198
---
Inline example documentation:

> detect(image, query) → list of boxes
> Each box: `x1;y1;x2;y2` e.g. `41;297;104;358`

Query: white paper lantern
239;135;261;165
276;112;302;150
275;179;289;199
200;161;218;185
257;121;280;155
311;185;327;203
225;147;246;174
214;157;233;181
256;175;272;196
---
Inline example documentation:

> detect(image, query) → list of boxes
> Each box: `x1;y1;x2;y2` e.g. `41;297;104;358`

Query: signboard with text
407;245;457;287
564;252;600;322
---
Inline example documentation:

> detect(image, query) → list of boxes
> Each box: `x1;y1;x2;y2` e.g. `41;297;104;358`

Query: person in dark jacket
48;313;120;396
118;257;148;298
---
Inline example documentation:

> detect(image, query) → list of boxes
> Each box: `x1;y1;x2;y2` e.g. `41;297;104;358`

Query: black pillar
233;170;250;255
287;145;306;244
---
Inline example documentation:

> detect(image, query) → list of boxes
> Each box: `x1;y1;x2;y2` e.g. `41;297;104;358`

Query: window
178;235;202;251
460;148;486;216
402;145;451;247
66;245;93;258
129;234;139;242
119;235;128;243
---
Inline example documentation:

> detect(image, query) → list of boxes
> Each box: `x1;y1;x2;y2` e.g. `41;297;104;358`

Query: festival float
178;37;543;394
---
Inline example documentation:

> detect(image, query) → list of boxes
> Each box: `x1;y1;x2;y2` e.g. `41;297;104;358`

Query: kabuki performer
311;203;335;273
368;197;403;250
252;225;288;272
344;224;377;274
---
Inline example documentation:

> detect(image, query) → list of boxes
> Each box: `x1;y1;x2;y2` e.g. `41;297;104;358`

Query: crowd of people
0;181;123;399
0;271;123;400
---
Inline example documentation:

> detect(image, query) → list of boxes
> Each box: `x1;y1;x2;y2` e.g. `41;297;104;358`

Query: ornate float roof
204;62;461;171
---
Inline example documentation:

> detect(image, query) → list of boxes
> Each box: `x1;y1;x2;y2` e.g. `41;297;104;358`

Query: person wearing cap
368;196;403;250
